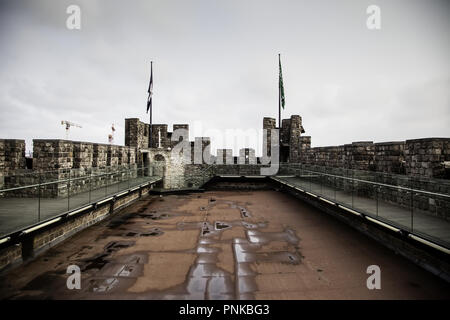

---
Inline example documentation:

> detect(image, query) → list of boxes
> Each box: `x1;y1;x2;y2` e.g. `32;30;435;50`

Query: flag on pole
146;62;153;113
279;55;285;109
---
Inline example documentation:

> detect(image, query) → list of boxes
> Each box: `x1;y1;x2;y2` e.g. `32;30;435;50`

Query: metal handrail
282;162;450;185
280;163;450;199
1;163;140;178
0;165;156;193
294;168;450;199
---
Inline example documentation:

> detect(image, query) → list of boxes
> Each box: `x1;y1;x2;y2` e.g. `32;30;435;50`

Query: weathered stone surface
239;148;256;165
216;149;233;165
263;117;276;157
374;141;405;174
405;138;450;178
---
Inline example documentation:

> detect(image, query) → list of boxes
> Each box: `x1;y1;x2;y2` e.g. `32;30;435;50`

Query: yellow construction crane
61;120;82;140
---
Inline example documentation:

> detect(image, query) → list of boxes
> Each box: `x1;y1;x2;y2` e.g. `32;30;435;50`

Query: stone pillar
107;145;120;167
280;119;291;146
239;148;256;165
33;140;73;171
125;118;149;149
289;115;304;163
33;140;74;197
263;117;276;157
128;147;136;165
73;142;93;170
299;136;311;163
0;139;26;186
93;143;108;168
216;149;233;165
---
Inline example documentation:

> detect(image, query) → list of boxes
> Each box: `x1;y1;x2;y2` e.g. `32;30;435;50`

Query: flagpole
149;61;153;148
278;54;281;129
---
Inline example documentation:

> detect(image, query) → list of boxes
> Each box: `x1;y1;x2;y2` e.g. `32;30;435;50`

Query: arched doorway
153;154;166;178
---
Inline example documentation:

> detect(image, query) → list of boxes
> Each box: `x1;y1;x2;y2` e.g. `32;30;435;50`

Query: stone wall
0;140;26;189
298;142;375;170
125;118;149;150
107;145;120;167
0;139;26;189
184;164;213;188
263;117;276;157
0;139;139;197
294;136;449;179
374;141;405;174
216;149;233;165
33;140;74;171
289;115;303;163
151;124;171;149
405;138;450;179
239;148;256;165
73;142;94;170
93;143;108;168
147;149;185;189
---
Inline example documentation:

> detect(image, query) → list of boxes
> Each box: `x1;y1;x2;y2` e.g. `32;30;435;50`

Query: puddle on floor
11;195;302;300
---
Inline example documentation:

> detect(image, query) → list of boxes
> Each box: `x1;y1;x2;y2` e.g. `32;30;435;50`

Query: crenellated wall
239;148;256;165
374;141;405;174
1;115;449;196
405;138;450;178
125;118;149;150
294;136;449;179
0;139;26;189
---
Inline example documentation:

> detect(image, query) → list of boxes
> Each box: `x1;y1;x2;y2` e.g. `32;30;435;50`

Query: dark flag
146;62;153;113
279;55;285;109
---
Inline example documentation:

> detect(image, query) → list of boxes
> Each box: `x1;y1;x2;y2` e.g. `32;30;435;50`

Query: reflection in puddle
21;195;301;300
246;229;299;245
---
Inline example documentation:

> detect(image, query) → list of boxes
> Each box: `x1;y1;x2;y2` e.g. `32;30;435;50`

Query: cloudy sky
0;0;448;155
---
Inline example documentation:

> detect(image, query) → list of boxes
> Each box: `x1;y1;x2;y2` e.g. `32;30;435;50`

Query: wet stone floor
0;190;449;300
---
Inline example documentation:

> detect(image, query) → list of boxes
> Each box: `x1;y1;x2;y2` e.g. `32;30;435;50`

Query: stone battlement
1;115;450;193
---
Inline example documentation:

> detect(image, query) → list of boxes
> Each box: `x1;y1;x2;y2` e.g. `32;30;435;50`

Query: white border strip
67;204;93;217
97;197;113;205
319;197;335;206
22;217;62;234
0;237;11;245
408;234;450;255
337;204;362;217
116;190;129;198
365;216;400;233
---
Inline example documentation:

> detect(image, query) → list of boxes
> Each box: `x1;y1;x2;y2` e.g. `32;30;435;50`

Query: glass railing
0;165;161;237
276;163;450;249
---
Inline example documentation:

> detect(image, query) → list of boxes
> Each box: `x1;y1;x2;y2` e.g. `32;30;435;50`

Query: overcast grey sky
0;0;448;155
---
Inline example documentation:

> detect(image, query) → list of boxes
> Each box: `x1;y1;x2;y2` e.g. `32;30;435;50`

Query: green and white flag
279;55;285;109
